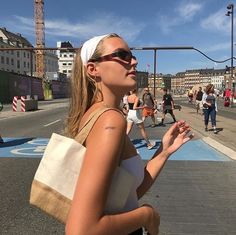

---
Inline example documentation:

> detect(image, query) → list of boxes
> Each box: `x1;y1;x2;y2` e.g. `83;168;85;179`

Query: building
171;72;185;94
57;41;76;78
0;27;59;77
0;27;34;75
211;68;225;90
44;50;59;73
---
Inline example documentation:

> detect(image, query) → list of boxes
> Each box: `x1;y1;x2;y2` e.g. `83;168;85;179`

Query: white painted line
203;137;236;160
44;119;61;127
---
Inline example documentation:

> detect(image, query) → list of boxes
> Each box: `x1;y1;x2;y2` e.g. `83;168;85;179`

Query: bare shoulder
96;109;126;130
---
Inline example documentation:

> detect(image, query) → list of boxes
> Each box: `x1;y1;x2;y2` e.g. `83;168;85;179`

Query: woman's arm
66;110;157;235
137;121;194;198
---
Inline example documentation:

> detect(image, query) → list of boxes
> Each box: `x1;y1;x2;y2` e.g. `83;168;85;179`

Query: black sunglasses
88;49;136;64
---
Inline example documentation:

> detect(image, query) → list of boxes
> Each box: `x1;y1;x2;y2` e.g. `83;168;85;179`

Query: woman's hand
162;120;194;155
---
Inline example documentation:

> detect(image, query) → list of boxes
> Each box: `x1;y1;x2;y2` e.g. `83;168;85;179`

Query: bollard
21;96;26;112
12;96;18;112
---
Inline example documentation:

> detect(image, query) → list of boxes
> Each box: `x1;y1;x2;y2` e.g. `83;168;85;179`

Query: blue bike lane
0;137;231;161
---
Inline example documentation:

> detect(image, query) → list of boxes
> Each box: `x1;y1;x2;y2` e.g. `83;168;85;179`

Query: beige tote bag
30;108;134;223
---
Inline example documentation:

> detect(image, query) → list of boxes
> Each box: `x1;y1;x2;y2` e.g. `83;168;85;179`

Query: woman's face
95;37;138;92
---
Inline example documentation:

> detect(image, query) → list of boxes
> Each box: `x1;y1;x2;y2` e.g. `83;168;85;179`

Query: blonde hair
66;33;120;138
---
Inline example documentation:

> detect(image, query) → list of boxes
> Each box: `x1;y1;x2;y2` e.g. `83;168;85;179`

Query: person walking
65;33;193;235
195;86;203;114
142;87;156;127
160;88;177;125
202;84;218;134
126;89;155;150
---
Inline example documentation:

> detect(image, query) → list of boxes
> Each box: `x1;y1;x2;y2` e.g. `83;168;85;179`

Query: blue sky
1;0;235;74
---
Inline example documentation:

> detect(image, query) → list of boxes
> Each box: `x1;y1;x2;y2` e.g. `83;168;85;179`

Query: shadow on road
0;137;34;148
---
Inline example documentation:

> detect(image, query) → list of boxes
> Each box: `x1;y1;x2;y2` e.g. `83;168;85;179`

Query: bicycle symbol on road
10;139;48;157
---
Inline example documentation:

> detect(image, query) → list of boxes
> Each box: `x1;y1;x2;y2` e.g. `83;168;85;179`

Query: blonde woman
65;33;193;235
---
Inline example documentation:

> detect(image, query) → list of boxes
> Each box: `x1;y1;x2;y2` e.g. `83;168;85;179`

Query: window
17;60;20;69
62;70;67;73
17;51;20;57
11;58;14;65
1;56;4;64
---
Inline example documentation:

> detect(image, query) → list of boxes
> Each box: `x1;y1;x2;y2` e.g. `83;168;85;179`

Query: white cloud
202;42;229;53
200;9;231;33
158;1;203;33
5;14;144;45
177;2;203;20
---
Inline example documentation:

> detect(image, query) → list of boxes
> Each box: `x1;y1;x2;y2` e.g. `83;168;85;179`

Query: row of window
0;49;30;58
62;69;72;74
59;53;74;58
62;62;73;66
0;56;30;69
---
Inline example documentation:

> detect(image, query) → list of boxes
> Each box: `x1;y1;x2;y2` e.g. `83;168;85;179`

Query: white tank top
120;154;145;211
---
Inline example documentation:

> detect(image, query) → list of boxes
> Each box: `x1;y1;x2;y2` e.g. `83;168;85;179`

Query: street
0;98;236;235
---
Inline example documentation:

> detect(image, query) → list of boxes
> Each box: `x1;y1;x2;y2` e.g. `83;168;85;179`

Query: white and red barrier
12;96;27;112
20;96;26;112
12;96;18;112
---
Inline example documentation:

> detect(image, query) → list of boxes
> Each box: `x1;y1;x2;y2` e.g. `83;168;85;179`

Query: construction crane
34;0;45;78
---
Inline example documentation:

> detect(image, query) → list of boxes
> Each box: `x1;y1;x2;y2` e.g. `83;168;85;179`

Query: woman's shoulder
95;108;126;129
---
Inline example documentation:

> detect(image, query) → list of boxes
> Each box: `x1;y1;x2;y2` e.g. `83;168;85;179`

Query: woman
202;84;218;134
126;89;154;150
65;33;193;235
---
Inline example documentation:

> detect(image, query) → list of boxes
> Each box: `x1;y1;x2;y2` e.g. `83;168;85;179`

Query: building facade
0;27;34;75
0;27;59;77
56;41;75;78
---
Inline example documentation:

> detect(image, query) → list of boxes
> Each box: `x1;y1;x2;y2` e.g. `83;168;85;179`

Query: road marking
44;119;61;127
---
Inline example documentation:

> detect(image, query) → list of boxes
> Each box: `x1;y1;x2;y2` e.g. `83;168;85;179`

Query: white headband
81;34;109;65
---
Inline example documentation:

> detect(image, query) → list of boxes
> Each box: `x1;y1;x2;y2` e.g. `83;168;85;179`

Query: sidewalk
172;105;236;159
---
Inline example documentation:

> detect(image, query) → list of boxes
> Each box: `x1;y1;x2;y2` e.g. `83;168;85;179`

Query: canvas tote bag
30;107;134;223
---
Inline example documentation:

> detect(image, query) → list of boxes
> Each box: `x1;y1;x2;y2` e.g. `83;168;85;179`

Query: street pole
154;49;157;97
226;3;234;107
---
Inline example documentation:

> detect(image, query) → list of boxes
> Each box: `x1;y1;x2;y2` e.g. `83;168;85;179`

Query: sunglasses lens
117;50;132;62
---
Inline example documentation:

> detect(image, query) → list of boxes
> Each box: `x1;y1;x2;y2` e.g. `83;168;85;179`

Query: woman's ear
86;62;101;82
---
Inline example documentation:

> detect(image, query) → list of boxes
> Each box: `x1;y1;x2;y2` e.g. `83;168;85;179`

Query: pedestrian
160;88;177;125
195;86;203;114
121;92;130;116
188;88;194;103
202;84;218;134
126;89;155;150
142;87;156;127
65;33;193;235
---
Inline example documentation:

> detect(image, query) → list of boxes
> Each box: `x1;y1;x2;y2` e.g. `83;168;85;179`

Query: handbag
30;107;134;224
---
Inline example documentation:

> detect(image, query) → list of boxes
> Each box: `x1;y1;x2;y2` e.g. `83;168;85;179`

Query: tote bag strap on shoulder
75;107;122;145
